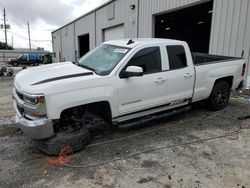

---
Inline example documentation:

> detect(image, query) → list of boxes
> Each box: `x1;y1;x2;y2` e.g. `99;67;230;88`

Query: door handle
184;73;193;79
155;78;166;84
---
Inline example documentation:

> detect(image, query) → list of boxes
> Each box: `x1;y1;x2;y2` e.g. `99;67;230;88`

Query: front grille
17;104;24;115
16;91;24;100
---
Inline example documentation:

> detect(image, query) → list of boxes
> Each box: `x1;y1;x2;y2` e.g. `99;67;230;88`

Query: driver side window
20;54;27;60
125;47;162;74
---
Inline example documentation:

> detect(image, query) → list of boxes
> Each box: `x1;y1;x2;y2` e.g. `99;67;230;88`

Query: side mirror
122;66;143;78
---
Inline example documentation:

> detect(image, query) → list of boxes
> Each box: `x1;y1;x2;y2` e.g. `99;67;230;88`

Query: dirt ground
0;76;250;188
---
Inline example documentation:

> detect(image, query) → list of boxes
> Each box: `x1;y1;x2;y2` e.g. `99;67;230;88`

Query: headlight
23;94;47;117
23;95;45;105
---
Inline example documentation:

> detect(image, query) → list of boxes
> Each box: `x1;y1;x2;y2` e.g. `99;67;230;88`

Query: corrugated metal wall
95;0;138;45
74;13;96;52
52;0;250;81
61;23;75;61
52;30;61;62
209;0;250;77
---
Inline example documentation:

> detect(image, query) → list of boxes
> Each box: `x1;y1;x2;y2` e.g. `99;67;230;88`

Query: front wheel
208;80;231;111
12;62;18;66
36;123;91;156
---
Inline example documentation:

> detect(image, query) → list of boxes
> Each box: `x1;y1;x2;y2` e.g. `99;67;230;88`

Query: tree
0;41;13;50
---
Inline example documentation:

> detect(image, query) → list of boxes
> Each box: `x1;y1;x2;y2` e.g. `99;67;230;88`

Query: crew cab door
165;45;195;104
18;54;28;64
116;46;167;116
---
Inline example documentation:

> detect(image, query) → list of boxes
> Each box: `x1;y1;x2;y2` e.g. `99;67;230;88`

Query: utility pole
11;35;13;47
3;8;7;49
27;21;31;50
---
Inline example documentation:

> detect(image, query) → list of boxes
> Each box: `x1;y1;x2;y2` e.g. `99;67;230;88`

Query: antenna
127;39;135;45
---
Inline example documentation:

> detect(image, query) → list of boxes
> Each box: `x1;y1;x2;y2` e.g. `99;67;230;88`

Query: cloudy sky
0;0;108;51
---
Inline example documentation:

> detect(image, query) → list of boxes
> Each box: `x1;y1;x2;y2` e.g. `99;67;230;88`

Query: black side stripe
31;72;93;85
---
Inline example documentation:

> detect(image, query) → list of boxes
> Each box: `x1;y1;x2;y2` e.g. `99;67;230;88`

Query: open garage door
155;1;213;53
104;25;124;41
78;34;90;58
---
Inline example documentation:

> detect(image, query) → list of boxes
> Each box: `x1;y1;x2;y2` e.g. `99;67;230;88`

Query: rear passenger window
126;47;162;74
167;45;187;70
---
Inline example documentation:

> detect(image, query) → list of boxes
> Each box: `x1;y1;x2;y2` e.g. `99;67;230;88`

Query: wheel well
214;76;233;89
60;101;112;124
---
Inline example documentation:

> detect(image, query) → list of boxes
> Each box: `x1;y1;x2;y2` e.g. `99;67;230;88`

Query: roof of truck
104;38;186;48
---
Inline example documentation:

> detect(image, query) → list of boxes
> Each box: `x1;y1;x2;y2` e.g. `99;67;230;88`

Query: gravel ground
0;76;250;188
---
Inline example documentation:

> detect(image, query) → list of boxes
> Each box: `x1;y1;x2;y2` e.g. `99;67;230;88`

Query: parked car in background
8;53;42;66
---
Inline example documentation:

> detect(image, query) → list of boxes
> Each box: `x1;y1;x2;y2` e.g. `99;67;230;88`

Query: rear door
165;45;195;104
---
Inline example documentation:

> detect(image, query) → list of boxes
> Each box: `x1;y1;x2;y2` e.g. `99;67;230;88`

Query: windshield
78;44;130;75
17;55;24;59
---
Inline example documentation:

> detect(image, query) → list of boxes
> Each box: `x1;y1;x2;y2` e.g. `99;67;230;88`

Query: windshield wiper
72;59;97;73
79;64;96;73
72;60;80;66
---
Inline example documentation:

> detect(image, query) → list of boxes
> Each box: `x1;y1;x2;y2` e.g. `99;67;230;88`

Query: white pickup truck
13;39;246;155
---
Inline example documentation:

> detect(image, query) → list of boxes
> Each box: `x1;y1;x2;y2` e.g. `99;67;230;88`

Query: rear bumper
14;101;55;140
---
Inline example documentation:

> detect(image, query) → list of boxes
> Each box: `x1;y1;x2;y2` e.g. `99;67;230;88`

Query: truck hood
14;62;96;93
9;58;18;62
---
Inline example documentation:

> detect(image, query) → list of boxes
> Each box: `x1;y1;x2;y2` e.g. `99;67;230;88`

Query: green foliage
0;41;13;50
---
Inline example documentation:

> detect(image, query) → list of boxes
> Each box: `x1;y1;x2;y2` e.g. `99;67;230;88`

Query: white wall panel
95;0;138;45
104;25;124;41
210;0;250;85
52;31;61;62
61;23;75;61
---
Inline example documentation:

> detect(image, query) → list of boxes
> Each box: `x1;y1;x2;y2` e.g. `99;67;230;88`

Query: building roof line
52;0;115;34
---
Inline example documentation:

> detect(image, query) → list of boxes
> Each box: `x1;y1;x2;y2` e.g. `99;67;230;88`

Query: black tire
36;126;91;156
0;72;4;77
7;72;13;77
208;80;231;111
33;62;39;66
12;62;18;66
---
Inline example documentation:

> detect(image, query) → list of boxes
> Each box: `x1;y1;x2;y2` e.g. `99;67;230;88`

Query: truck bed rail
192;52;243;66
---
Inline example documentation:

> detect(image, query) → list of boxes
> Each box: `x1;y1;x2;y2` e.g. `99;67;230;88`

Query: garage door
104;25;124;41
155;1;213;53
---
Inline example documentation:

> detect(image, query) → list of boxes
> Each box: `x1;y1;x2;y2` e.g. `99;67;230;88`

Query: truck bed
192;52;243;66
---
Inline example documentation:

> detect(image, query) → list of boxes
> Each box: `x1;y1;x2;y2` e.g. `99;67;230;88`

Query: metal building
52;0;250;87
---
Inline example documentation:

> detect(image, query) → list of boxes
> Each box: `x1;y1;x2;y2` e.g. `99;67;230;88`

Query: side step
117;105;192;130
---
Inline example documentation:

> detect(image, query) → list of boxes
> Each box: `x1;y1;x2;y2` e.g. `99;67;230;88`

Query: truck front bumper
14;101;55;140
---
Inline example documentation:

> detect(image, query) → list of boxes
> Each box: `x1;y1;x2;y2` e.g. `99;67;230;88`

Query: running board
117;105;192;130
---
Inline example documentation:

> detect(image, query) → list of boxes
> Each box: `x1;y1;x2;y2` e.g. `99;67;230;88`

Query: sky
0;0;108;51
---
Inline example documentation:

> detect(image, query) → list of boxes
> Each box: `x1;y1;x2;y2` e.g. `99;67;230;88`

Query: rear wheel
208;80;231;110
33;62;39;66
